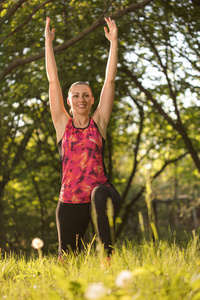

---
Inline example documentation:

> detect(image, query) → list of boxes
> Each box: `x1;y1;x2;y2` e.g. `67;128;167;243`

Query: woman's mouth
77;104;87;108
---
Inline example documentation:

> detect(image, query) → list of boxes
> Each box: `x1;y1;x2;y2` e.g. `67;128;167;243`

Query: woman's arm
45;17;69;141
93;17;118;136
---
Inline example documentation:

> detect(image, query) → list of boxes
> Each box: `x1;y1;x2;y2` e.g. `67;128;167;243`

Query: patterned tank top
58;117;111;203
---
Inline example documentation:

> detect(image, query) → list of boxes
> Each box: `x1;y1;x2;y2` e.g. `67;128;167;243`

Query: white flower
85;282;107;299
31;238;44;249
115;270;133;288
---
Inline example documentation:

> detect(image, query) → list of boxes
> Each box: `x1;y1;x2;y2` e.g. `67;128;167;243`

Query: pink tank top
58;118;111;203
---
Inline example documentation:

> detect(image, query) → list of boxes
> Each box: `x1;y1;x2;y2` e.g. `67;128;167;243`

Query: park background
0;0;200;254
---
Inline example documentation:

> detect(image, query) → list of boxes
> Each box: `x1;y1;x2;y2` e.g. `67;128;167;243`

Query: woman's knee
91;185;110;206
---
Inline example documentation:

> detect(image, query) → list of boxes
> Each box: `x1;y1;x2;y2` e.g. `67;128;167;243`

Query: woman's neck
72;115;90;128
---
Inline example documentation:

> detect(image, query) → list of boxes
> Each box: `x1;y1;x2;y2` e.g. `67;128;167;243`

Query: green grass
1;235;200;300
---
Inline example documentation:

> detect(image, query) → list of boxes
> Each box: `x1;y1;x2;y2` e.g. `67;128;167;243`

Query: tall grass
1;234;200;299
0;180;198;299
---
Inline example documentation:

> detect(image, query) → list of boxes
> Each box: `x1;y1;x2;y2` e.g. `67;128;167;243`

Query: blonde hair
68;81;93;97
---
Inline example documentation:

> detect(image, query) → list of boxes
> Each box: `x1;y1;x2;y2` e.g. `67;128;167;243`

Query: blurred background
0;0;200;254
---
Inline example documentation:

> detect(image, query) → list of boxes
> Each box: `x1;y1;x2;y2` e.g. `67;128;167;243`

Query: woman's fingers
105;17;112;29
46;16;50;27
104;26;108;35
104;17;118;41
112;19;117;28
104;17;117;31
45;17;51;35
45;17;55;41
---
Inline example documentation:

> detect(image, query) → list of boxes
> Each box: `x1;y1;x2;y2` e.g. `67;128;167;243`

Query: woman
45;16;121;258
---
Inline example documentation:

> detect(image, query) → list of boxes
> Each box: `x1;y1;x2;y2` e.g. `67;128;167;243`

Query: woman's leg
91;185;121;256
56;202;90;257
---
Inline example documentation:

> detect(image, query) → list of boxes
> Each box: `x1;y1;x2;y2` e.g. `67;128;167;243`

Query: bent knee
91;185;111;206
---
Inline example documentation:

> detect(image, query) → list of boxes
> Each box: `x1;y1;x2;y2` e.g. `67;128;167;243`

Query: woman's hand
104;17;118;42
45;17;55;43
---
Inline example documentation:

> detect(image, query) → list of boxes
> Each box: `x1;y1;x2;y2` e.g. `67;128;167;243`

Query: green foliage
1;238;200;299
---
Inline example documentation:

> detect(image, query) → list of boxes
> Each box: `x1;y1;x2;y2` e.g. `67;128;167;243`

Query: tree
111;0;200;237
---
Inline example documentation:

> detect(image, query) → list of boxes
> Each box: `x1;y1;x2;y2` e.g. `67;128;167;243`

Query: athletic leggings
56;185;121;257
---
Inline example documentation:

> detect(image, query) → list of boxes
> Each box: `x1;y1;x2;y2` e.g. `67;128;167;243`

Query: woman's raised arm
45;17;69;142
93;17;118;137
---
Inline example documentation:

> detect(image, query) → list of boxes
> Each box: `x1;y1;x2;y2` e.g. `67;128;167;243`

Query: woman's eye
84;94;89;98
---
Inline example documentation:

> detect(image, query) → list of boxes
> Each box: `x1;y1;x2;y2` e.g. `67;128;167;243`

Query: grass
1;234;200;300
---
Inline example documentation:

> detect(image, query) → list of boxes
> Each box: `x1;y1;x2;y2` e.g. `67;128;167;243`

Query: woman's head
67;82;94;117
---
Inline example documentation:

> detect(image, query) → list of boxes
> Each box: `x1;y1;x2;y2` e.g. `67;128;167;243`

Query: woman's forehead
70;84;91;94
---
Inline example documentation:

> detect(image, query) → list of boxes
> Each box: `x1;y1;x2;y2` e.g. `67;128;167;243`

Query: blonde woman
45;16;121;258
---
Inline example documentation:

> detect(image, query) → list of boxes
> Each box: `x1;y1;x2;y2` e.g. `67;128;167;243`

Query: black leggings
56;185;121;257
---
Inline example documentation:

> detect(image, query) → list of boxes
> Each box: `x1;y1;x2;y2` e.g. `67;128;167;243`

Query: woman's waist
62;169;109;185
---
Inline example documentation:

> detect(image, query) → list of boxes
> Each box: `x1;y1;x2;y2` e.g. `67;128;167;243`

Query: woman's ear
92;97;94;105
67;98;71;106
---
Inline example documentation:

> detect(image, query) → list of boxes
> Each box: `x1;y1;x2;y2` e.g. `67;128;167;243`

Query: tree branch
119;64;177;129
0;0;26;28
138;20;178;108
0;0;154;81
119;64;200;171
0;0;56;44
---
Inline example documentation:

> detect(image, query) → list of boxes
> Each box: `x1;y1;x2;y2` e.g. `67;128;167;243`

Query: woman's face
67;84;94;116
